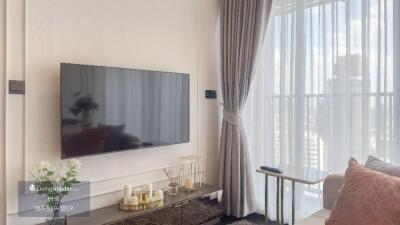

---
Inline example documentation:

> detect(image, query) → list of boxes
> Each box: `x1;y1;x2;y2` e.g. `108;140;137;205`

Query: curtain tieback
223;110;243;126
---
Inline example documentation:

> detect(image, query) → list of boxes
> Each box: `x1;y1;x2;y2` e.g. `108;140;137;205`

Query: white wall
0;0;6;223
5;0;220;224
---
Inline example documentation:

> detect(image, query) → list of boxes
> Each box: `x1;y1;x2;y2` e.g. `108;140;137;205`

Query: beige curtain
219;0;273;218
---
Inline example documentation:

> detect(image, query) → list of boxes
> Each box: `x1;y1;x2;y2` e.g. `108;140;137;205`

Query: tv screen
60;63;190;158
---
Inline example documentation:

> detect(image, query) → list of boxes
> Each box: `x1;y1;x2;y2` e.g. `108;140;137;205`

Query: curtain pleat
219;0;273;218
394;0;400;164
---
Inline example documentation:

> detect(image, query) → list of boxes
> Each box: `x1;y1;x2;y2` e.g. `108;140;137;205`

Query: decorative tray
182;186;200;193
119;198;163;212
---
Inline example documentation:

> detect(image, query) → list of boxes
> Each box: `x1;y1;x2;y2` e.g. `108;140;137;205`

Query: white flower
37;161;50;171
68;159;82;169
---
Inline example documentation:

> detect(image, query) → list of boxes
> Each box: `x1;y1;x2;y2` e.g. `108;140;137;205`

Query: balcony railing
266;92;394;195
266;92;394;171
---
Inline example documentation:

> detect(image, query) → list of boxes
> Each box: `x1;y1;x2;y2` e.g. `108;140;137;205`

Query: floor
219;213;286;225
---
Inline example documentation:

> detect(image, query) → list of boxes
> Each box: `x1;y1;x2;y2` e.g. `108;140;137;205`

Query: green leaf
47;171;55;176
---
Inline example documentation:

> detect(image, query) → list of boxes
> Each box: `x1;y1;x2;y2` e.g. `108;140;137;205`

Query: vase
45;217;65;225
46;210;66;225
167;183;179;196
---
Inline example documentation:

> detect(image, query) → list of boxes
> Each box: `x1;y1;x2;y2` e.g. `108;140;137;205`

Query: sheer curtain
244;0;400;221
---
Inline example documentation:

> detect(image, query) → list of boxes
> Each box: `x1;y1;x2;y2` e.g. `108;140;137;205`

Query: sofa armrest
323;174;344;210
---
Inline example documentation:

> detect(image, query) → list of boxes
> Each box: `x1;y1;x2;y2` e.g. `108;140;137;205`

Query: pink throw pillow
325;159;400;225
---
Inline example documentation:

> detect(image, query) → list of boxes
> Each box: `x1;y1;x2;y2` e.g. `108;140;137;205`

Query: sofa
297;174;344;225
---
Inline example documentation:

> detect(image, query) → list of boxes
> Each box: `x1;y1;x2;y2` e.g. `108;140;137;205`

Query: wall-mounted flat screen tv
61;63;190;159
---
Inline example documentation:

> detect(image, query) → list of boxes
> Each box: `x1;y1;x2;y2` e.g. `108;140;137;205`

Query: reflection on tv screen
61;63;190;158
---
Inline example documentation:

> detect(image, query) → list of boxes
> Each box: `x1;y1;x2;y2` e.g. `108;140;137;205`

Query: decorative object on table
179;155;202;192
131;196;139;205
167;183;179;196
133;188;141;197
31;159;81;225
147;183;153;199
119;183;164;212
123;185;133;205
119;197;162;212
69;92;99;128
155;190;164;200
163;168;180;196
137;190;149;204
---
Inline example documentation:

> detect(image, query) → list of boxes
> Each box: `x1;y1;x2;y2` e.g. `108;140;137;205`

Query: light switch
205;90;217;99
9;80;25;94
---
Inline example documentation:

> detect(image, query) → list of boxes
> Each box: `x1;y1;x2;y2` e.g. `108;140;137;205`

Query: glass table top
257;165;329;184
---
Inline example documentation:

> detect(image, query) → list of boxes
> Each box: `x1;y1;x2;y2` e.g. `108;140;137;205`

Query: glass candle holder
137;191;148;204
167;183;179;196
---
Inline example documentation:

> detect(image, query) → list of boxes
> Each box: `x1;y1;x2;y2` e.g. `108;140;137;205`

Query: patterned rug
228;220;257;225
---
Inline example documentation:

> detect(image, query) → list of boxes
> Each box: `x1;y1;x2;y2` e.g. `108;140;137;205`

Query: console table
257;165;328;225
38;184;222;225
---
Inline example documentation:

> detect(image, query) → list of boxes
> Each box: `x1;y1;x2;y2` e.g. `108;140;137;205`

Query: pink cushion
365;155;400;178
325;159;400;225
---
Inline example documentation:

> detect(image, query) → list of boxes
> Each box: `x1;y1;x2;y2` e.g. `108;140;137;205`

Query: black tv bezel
60;63;190;159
